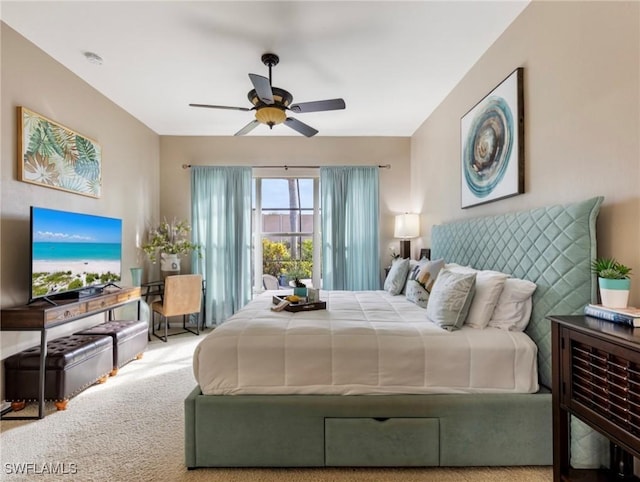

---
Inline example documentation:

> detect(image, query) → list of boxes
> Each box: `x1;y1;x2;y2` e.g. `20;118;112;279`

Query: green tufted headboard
431;197;603;389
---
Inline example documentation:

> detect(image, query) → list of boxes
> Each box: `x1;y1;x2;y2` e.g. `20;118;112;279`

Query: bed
185;196;603;468
194;290;540;396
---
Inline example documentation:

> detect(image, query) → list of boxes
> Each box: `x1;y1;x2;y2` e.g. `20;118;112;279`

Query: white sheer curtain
320;166;380;290
191;166;252;326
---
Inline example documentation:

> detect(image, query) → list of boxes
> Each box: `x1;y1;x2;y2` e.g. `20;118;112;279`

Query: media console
1;286;141;419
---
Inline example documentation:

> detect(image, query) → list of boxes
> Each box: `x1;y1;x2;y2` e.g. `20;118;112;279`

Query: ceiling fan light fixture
255;106;286;127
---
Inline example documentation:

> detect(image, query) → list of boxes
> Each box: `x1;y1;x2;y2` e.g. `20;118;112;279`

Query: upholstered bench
75;320;148;376
4;334;113;412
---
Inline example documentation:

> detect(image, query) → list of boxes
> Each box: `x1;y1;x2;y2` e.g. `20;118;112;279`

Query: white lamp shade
394;213;420;239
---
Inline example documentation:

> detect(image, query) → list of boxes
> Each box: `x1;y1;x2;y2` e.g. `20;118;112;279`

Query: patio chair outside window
262;274;280;290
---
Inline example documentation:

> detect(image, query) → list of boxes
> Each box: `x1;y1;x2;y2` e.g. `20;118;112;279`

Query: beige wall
159;135;413;268
411;1;640;305
0;24;160;359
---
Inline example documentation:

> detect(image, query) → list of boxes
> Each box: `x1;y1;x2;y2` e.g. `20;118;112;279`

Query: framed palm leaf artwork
18;107;102;198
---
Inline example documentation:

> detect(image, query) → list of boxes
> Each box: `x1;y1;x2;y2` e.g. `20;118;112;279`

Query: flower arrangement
141;218;201;263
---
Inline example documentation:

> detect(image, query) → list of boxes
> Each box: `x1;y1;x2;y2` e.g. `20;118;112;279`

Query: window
253;176;320;291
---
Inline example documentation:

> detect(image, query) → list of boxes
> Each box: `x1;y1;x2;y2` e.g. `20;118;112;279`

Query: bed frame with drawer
185;197;603;468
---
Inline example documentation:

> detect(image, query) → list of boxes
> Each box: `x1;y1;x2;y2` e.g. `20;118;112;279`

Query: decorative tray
272;295;326;312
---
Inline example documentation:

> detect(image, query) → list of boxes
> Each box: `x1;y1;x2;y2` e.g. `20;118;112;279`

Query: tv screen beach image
31;208;122;299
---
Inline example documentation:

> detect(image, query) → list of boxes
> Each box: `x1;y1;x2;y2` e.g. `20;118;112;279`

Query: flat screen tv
30;206;122;302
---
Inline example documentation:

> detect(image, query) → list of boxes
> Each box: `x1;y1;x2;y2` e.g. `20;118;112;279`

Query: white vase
160;253;181;278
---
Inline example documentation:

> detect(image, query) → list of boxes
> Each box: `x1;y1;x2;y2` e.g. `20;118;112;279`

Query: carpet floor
1;332;552;481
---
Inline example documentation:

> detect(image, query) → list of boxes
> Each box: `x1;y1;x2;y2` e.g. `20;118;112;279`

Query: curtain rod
182;163;391;170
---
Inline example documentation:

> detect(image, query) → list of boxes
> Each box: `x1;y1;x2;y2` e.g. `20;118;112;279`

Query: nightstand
549;315;640;481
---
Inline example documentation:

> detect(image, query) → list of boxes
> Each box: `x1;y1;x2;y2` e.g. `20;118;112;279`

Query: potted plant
142;218;201;276
287;260;308;295
591;257;632;308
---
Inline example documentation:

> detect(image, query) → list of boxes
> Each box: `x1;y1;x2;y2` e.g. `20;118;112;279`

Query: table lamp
394;213;420;259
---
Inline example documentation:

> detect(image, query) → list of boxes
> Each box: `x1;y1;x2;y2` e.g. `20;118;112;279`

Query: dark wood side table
549;315;640;481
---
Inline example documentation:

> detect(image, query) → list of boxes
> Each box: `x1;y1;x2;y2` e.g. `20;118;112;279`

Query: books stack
584;304;640;327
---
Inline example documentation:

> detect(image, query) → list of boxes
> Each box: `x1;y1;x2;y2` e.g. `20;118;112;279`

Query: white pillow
444;262;466;269
488;278;537;331
446;265;509;329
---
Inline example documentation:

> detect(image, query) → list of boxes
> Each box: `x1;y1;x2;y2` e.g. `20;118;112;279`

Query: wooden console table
1;286;141;419
550;315;640;481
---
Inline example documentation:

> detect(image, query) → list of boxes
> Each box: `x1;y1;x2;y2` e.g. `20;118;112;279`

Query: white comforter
194;290;539;395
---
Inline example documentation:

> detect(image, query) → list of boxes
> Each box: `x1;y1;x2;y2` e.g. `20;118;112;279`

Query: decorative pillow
415;258;445;292
383;257;410;295
426;269;476;331
446;265;509;329
402;258;430;294
488;278;537;331
405;280;430;308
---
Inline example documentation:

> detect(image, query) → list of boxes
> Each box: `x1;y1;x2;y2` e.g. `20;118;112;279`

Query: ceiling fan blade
189;103;252;112
285;117;318;137
289;98;345;114
248;74;274;105
234;120;260;136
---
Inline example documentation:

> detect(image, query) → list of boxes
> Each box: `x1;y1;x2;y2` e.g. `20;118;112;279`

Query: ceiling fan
189;53;346;137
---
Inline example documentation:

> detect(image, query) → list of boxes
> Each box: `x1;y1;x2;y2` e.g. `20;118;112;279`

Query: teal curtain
320;166;380;290
191;166;252;326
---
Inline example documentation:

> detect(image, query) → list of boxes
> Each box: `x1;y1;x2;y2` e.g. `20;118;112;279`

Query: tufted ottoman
75;320;148;376
4;334;113;412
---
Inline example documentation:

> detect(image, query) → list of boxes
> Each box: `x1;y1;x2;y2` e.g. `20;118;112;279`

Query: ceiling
0;1;529;137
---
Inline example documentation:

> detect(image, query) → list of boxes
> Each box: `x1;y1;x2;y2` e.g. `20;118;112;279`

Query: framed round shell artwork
460;68;524;209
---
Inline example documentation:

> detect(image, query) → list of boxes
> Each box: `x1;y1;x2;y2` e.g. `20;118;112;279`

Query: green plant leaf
591;257;632;279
